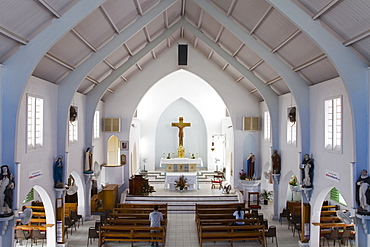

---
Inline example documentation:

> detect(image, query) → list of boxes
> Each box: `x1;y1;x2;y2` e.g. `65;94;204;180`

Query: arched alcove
155;98;207;169
107;135;120;166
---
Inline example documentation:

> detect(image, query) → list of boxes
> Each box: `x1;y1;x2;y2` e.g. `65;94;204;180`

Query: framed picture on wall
121;141;129;150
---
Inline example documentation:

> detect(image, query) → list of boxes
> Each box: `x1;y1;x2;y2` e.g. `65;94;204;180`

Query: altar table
164;172;198;190
160;158;203;172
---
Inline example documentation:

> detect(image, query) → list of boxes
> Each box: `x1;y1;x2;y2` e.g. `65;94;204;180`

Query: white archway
70;171;85;218
33;185;56;247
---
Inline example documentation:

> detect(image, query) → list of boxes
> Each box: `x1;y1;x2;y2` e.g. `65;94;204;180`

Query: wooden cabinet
91;184;118;212
129;175;148;195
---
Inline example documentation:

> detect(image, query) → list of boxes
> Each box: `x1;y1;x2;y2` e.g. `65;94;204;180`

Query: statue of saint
271;150;281;174
246;153;255;179
84;147;93;173
356;169;370;212
300;154;314;188
0;165;15;215
54;157;64;188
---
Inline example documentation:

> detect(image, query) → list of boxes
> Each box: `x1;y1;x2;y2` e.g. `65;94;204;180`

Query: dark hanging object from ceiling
70;106;78;122
288;107;296;124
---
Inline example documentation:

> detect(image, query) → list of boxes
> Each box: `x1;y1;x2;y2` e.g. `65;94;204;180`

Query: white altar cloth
160;158;203;167
164;172;198;190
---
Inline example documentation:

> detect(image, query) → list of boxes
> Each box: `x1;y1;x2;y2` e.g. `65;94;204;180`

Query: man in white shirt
149;205;163;246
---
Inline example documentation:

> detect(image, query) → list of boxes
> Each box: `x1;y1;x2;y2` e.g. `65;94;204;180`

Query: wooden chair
31;228;46;247
70;210;82;228
15;229;31;246
279;208;290;225
211;175;223;189
87;226;99;246
265;226;278;247
248;192;261;209
340;229;351;246
323;228;340;247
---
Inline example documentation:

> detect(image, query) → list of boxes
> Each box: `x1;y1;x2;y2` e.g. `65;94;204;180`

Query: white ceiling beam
0;26;28;45
45;53;75;70
312;0;339;20
181;0;186;16
136;63;143;70
250;6;273;34
215;26;224;43
232;43;244;57
134;0;143;16
249;59;264;71
104;59;116;70
226;0;238;17
343;29;370;46
151;50;157;59
164;10;169;29
38;0;61;18
197;9;204;29
124;43;134;56
271;29;300;53
144;27;152;42
193;37;199;48
293;54;326;72
208;50;214;59
71;29;97;52
236;76;244;82
222;63;229;71
100;5;120;33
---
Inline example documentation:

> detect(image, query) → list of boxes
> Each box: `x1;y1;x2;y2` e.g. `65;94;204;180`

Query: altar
164;172;198;190
160;158;203;172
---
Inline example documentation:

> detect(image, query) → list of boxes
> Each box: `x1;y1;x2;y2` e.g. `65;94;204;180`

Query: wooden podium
129;175;148;195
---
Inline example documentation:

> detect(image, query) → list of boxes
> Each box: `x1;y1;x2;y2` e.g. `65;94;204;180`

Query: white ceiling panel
295;0;332;14
299;57;339;84
33;56;70;83
320;0;370;40
45;0;78;15
253;62;279;83
0;35;19;63
146;14;166;40
101;0;138;32
184;0;202;27
200;12;223;41
139;0;160;14
254;9;298;50
48;31;93;68
166;1;182;25
230;0;271;32
106;45;130;69
277;32;323;67
270;79;290;95
87;62;112;82
218;28;243;56
74;8;116;50
352;37;370;65
235;46;262;69
210;0;232;15
125;30;148;55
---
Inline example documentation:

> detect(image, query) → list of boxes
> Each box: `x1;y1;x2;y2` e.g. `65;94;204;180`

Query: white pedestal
240;180;261;202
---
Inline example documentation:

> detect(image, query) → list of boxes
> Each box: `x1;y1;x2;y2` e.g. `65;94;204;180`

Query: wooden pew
320;210;337;216
321;205;339;211
23;205;45;212
320;216;341;223
117;203;167;210
198;224;265;247
98;225;165;247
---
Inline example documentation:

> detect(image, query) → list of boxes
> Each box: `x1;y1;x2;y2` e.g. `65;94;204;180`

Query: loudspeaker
178;44;188;65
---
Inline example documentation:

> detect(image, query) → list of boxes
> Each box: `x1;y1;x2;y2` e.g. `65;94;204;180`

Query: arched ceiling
0;0;369;102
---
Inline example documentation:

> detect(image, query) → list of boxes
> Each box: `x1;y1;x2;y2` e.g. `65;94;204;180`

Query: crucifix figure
171;117;191;147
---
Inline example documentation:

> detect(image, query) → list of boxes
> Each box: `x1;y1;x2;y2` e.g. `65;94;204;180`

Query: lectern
129;175;148;195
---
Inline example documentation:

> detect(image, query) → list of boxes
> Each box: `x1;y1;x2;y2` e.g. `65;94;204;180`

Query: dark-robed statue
356;169;370;212
0;165;15;216
53;156;64;188
300;154;314;188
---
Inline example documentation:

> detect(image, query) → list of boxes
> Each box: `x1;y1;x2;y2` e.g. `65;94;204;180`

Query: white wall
16;76;58;206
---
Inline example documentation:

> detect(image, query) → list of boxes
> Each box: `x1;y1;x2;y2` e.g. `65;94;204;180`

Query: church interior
1;0;370;246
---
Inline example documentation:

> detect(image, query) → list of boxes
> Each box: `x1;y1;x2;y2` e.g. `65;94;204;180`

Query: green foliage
260;189;272;201
23;188;34;204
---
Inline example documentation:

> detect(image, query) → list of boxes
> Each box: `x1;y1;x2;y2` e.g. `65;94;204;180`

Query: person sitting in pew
232;206;245;225
149;205;163;246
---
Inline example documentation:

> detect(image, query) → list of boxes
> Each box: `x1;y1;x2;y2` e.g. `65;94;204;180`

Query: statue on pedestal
0;165;15;216
300;154;314;188
246;153;255;179
84;147;93;173
356;169;370;212
271;150;281;174
54;156;64;188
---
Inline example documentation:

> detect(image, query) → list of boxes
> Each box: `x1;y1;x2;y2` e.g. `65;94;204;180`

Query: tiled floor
15;182;351;247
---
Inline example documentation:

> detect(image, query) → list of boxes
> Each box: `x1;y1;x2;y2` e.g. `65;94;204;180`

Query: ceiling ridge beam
343;28;370;46
0;26;28;45
312;0;339;20
250;6;273;35
38;0;61;18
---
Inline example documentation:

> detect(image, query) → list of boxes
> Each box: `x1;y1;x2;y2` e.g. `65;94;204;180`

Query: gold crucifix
171;117;191;147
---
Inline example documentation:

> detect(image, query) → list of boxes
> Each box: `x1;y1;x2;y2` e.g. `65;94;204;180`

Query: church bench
196;207;250;215
106;219;167;229
196;213;255;221
23;205;45;212
195;203;244;211
111;212;167;220
321;205;339;211
117;203;167;210
113;207;167;214
98;225;165;247
196;219;259;232
198;224;265;247
320;216;341;223
320;210;338;216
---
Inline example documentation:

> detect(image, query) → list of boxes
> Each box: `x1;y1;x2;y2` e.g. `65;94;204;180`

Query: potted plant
141;182;155;196
260;189;272;205
174;175;188;191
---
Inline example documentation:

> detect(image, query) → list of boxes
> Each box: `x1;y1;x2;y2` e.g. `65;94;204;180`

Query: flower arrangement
239;169;246;180
141;182;155;195
289;176;298;186
174;175;188;190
